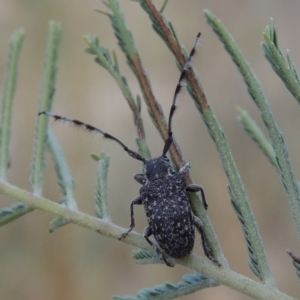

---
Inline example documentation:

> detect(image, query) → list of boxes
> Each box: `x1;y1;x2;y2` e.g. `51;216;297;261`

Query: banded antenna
162;32;201;156
39;32;201;161
38;112;145;162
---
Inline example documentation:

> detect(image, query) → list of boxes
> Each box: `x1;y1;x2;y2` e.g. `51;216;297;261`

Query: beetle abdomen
141;175;195;258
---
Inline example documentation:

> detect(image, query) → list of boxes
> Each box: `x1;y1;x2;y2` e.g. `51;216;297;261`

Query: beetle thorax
144;156;176;181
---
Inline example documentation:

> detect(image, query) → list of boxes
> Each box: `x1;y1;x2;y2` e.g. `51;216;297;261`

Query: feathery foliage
0;1;299;300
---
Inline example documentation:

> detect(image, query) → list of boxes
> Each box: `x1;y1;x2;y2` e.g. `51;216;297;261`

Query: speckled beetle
39;32;220;267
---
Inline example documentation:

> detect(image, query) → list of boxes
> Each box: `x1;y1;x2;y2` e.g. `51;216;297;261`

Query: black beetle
39;32;220;267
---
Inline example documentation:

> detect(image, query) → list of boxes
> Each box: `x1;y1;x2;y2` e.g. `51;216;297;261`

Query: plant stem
0;28;24;179
30;21;61;195
205;10;300;241
0;179;294;300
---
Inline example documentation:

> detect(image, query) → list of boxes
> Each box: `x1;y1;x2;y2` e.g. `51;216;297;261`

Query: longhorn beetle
39;32;220;267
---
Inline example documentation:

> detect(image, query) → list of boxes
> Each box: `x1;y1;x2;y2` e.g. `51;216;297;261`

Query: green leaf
49;197;70;232
0;28;24;179
205;9;300;286
47;129;76;207
237;107;277;168
0;202;33;226
84;24;150;158
159;0;169;13
229;186;262;281
137;0;179;55
132;249;163;265
95;152;110;220
47;129;77;232
262;19;300;104
113;272;218;300
31;21;62;195
102;0;137;58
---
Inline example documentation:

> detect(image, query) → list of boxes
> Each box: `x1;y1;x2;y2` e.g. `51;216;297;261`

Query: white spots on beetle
164;244;170;251
184;237;189;247
136;168;198;261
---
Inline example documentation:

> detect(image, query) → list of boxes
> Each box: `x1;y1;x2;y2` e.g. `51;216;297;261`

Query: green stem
0;29;24;179
262;20;300;104
47;129;77;210
0;179;293;300
83;35;150;158
30;21;61;195
95;152;110;220
0;203;34;226
139;0;226;267
237;108;277;168
205;10;300;242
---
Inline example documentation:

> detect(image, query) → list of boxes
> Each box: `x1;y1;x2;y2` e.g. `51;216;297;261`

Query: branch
205;10;300;243
0;179;294;300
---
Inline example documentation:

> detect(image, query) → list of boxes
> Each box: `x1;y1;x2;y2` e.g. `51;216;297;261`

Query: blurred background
1;0;300;299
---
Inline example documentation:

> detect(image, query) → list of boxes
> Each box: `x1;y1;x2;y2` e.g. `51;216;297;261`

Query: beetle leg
134;173;147;185
186;184;208;210
178;162;191;176
193;216;221;267
144;226;174;267
119;195;142;240
179;163;208;210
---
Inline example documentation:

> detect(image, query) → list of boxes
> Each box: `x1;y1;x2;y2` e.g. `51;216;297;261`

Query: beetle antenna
38;111;145;162
162;32;201;156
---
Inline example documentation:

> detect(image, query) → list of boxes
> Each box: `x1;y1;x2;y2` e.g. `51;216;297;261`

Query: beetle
39;32;220;267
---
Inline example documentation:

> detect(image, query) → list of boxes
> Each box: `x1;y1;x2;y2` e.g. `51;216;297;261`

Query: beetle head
144;155;176;181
